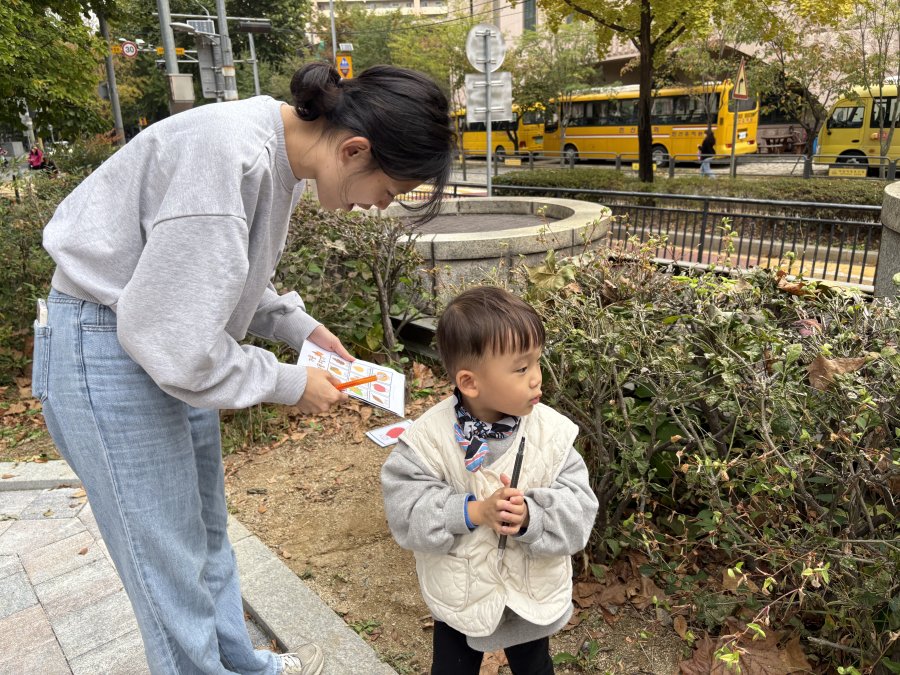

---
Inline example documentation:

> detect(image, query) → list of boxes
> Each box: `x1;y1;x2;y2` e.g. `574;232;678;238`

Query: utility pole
98;14;126;146
214;0;238;100
329;0;338;63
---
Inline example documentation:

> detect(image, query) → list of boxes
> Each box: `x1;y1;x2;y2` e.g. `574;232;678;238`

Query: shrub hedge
493;169;890;207
512;244;899;672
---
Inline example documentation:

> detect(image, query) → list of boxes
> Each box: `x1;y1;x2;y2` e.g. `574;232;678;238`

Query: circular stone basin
384;197;611;300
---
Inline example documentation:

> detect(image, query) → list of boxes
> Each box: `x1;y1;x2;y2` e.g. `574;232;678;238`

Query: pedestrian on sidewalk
34;61;453;675
28;145;45;171
698;129;716;178
382;286;598;674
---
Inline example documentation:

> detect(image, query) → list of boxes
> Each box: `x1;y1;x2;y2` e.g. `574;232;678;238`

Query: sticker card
365;419;413;447
298;342;406;417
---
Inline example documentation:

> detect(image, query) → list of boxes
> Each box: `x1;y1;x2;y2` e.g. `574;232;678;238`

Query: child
381;286;599;674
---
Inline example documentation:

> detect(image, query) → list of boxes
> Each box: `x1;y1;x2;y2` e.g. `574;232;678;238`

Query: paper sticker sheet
365;419;413;447
298;342;405;417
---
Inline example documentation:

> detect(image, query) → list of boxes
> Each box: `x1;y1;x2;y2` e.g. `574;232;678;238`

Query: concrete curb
0;461;395;674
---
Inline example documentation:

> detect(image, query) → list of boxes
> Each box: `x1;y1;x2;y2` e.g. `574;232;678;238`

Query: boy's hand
469;474;529;535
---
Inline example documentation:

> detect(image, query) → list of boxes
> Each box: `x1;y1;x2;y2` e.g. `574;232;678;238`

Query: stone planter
385;197;611;301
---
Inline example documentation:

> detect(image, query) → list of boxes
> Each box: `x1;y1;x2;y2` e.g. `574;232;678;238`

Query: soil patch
224;401;685;674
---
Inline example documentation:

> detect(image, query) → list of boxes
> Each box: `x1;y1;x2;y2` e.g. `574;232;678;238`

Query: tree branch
556;0;630;35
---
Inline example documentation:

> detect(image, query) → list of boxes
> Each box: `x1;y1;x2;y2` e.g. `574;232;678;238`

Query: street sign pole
484;31;492;197
98;13;126;146
730;58;748;179
730;105;739;178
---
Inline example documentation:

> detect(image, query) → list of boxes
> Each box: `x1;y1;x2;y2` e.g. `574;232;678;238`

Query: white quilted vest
400;396;578;637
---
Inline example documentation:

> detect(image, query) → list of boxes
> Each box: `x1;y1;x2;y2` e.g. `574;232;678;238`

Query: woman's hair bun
290;62;342;121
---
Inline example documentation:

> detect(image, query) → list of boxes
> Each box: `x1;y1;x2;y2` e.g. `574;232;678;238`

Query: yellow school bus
816;85;900;167
451;105;545;157
542;82;759;164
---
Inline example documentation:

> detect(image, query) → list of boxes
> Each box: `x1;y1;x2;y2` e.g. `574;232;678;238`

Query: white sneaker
279;645;325;675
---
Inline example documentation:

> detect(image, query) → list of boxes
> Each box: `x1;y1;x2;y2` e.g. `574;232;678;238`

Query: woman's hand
307;325;354;361
296;368;347;414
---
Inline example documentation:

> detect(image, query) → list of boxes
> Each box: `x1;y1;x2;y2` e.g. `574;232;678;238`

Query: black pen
497;436;526;564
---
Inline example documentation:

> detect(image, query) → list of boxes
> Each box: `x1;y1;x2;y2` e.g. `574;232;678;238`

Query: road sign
464;72;513;125
733;58;749;100
110;44;122;55
121;41;138;58
338;43;354;52
466;24;505;73
337;55;353;79
156;47;186;56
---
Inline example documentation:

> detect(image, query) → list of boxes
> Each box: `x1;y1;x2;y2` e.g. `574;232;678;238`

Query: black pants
431;620;554;675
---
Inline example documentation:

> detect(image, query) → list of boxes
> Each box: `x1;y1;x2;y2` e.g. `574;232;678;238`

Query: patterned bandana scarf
453;388;520;472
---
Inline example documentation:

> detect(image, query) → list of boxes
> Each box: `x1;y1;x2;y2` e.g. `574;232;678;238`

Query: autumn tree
388;11;475;108
511;23;598;162
0;0;117;140
842;0;900;164
535;0;717;181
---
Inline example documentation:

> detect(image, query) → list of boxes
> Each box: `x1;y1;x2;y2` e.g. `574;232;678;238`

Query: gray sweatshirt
43;97;320;410
381;432;599;651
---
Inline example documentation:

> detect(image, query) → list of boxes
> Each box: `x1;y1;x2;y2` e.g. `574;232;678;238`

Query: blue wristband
463;494;476;530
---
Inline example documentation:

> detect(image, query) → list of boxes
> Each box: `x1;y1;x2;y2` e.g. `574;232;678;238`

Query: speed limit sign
121;41;138;58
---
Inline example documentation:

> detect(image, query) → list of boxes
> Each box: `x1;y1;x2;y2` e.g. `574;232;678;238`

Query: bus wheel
652;144;669;167
494;146;506;159
563;144;579;163
837;151;868;166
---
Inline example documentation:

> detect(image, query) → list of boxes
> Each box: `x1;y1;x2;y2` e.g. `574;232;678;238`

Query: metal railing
455;149;900;181
415;183;882;288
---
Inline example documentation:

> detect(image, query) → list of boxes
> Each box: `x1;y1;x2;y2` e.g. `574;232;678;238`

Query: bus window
521;110;543;126
827;106;865;129
871;97;899;127
651;96;675;125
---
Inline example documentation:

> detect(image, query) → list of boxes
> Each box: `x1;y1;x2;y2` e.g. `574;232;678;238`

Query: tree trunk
637;0;655;183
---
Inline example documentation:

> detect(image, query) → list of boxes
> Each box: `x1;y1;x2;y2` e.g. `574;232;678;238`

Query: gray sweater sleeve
381;440;473;554
116;216;307;409
513;448;599;557
381;439;598;557
248;283;321;351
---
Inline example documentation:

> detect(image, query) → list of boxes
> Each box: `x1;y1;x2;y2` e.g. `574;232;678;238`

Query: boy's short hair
436;286;545;379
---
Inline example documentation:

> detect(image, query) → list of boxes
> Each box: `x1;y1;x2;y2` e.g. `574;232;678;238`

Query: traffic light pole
98;13;126;146
214;0;238;100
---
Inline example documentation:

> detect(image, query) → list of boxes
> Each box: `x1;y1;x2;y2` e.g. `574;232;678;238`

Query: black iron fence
456;149;899;181
400;183;882;289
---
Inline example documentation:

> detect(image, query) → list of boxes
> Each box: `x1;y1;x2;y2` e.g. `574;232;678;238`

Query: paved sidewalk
0;460;394;675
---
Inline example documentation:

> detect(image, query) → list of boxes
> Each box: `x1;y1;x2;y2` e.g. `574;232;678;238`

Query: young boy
381;286;599;674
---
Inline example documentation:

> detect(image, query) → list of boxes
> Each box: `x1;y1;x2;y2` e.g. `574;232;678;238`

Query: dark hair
436;286;545;379
290;61;455;222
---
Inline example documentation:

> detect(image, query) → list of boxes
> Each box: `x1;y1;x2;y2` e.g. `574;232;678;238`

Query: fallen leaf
479;650;508;675
77;547;88;555
777;276;812;296
674;615;688;639
336;464;353;472
1;474;15;480
257;504;267;514
280;549;292;559
43;509;54;517
71;488;86;498
4;403;26;415
808;355;870;390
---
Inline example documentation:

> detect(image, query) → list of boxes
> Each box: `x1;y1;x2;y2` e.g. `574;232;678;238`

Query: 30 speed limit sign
121;41;138;58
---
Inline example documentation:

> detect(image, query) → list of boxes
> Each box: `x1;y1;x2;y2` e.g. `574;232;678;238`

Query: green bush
50;133;119;176
509;243;899;671
494;168;890;207
273;196;429;362
0;174;69;384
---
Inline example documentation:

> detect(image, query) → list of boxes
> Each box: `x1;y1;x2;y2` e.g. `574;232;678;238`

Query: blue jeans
700;157;715;177
32;289;279;675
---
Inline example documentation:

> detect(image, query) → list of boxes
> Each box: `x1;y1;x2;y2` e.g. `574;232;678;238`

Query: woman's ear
338;136;372;165
456;369;479;399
